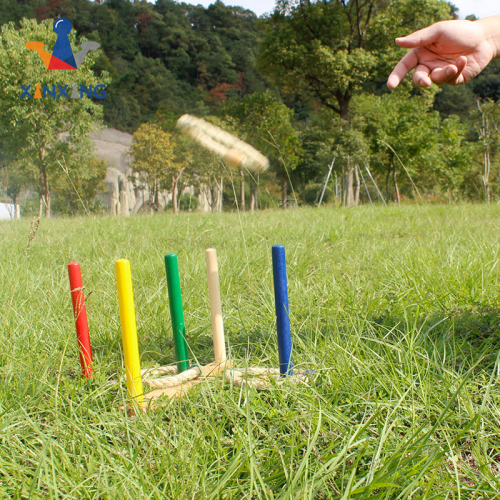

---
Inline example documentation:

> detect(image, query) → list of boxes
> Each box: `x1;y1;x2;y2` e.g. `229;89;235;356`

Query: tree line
1;0;500;217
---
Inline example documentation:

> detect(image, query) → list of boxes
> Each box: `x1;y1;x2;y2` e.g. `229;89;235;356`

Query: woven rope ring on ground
225;367;309;389
141;365;201;389
176;114;269;174
141;365;309;389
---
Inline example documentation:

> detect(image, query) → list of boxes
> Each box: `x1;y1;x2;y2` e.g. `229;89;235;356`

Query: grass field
2;204;500;498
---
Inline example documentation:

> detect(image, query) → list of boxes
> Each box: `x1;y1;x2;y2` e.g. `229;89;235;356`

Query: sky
174;0;500;18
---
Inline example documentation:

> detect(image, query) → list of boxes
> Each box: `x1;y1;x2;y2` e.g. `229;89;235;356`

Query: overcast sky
176;0;500;18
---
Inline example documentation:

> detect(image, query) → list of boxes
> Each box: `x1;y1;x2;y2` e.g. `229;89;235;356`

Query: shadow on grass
371;305;500;372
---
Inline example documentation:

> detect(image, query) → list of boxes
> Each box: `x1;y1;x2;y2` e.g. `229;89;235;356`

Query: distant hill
0;0;266;132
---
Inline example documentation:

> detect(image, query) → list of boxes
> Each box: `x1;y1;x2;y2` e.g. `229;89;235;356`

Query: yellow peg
115;259;144;406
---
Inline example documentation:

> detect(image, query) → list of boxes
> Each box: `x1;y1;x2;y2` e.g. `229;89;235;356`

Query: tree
433;84;476;121
0;164;24;219
336;129;370;206
170;134;193;214
0;0;35;27
225;91;301;209
131;123;176;211
258;0;453;203
470;61;500;103
431;115;473;199
474;100;500;204
184;116;235;214
354;88;472;202
292;110;342;203
0;133;25;218
70;0;265;131
354;89;438;202
195;153;227;213
50;151;107;216
0;18;109;217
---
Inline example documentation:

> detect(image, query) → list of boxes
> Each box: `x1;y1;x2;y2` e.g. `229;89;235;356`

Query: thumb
395;24;441;48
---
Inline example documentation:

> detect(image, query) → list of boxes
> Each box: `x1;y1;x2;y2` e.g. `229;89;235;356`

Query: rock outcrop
90;127;213;214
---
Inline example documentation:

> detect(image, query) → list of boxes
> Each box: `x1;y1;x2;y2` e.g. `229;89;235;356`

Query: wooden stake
165;253;190;373
68;262;93;378
272;245;293;376
205;249;226;364
115;259;144;406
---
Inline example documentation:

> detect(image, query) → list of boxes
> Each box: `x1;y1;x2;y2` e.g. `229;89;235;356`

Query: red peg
68;262;93;378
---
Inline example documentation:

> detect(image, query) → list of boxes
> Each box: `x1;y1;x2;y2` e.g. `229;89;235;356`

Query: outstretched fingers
388;53;468;88
395;24;441;49
387;49;418;89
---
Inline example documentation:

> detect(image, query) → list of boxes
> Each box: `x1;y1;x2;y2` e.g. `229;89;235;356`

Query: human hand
387;18;500;89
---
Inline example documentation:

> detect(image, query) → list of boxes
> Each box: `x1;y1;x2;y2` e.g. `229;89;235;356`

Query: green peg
165;253;189;373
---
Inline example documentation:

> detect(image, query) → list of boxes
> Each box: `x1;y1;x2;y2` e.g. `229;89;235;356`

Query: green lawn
1;205;500;498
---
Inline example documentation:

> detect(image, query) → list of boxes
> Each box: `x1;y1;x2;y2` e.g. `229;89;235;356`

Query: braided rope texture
141;363;308;391
141;365;201;389
225;367;309;389
177;114;269;174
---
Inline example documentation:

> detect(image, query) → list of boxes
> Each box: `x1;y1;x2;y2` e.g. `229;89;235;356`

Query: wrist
476;16;500;59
